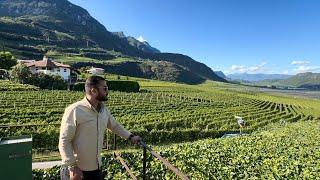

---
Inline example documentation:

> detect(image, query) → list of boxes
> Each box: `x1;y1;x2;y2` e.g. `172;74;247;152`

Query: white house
22;56;79;83
87;67;105;75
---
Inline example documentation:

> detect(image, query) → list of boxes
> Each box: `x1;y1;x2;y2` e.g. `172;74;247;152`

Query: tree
79;66;90;74
0;51;17;70
31;73;67;90
10;63;67;89
10;63;32;83
0;69;9;79
52;75;67;90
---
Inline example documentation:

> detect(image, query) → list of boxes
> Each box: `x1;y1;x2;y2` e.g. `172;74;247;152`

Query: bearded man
59;76;141;180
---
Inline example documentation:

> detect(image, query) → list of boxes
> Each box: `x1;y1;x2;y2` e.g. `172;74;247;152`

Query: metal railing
113;135;190;180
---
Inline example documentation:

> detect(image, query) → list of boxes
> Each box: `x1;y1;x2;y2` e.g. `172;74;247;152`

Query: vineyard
1;79;320;178
0;80;39;91
33;120;320;179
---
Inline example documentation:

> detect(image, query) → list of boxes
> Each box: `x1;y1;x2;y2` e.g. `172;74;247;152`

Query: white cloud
290;60;320;73
225;60;320;75
248;62;267;72
282;70;289;74
137;35;146;42
294;65;320;73
291;60;310;65
228;62;268;74
231;65;245;72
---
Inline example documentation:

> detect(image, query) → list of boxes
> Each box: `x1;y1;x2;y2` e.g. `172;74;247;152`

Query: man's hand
130;135;142;144
69;166;83;180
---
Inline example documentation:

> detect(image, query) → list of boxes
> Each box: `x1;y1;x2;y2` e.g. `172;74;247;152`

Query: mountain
214;71;227;79
0;0;143;55
112;32;160;54
227;73;293;82
0;0;225;84
144;53;227;82
253;72;320;90
288;72;320;87
73;60;205;84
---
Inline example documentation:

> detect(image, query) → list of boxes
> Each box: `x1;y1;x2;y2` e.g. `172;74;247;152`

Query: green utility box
0;136;32;180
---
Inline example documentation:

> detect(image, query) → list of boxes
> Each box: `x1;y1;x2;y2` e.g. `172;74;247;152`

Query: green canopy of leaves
0;51;17;70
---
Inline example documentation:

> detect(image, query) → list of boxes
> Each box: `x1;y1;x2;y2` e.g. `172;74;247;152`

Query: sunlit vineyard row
0;80;38;91
33;120;320;179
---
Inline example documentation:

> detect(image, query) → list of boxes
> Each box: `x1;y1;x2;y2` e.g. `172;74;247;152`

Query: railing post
113;134;117;150
143;146;147;180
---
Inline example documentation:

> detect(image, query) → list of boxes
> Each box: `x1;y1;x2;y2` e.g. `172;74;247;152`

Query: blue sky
69;0;320;75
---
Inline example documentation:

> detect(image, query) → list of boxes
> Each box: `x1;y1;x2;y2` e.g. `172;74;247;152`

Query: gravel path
32;161;61;169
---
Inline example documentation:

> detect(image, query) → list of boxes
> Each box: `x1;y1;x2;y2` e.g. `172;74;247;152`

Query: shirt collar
81;97;104;113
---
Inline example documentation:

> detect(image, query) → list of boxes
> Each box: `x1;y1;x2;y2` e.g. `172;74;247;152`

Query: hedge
72;80;140;92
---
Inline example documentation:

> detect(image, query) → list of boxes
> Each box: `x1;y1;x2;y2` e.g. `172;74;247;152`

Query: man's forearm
59;139;76;166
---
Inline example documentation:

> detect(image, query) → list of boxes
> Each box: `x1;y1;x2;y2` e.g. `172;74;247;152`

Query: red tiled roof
52;61;70;68
25;59;70;68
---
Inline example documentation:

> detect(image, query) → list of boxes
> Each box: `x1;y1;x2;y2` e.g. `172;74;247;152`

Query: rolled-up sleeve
106;111;131;139
59;107;77;166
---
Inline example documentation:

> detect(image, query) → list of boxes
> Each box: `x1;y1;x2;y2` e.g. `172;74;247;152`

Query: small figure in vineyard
235;116;245;134
59;76;142;180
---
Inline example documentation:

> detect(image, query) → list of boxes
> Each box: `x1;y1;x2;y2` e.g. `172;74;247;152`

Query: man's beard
96;93;108;101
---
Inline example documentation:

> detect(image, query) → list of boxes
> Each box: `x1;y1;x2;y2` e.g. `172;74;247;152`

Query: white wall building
23;56;78;83
87;67;105;75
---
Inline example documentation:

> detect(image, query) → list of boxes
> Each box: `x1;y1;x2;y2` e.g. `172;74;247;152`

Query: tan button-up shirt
58;97;131;171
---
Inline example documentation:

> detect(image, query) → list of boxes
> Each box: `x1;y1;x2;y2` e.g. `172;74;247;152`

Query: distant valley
222;72;320;90
227;73;293;82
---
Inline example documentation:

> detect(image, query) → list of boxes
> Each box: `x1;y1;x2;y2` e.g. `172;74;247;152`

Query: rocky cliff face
0;0;89;23
0;0;143;54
